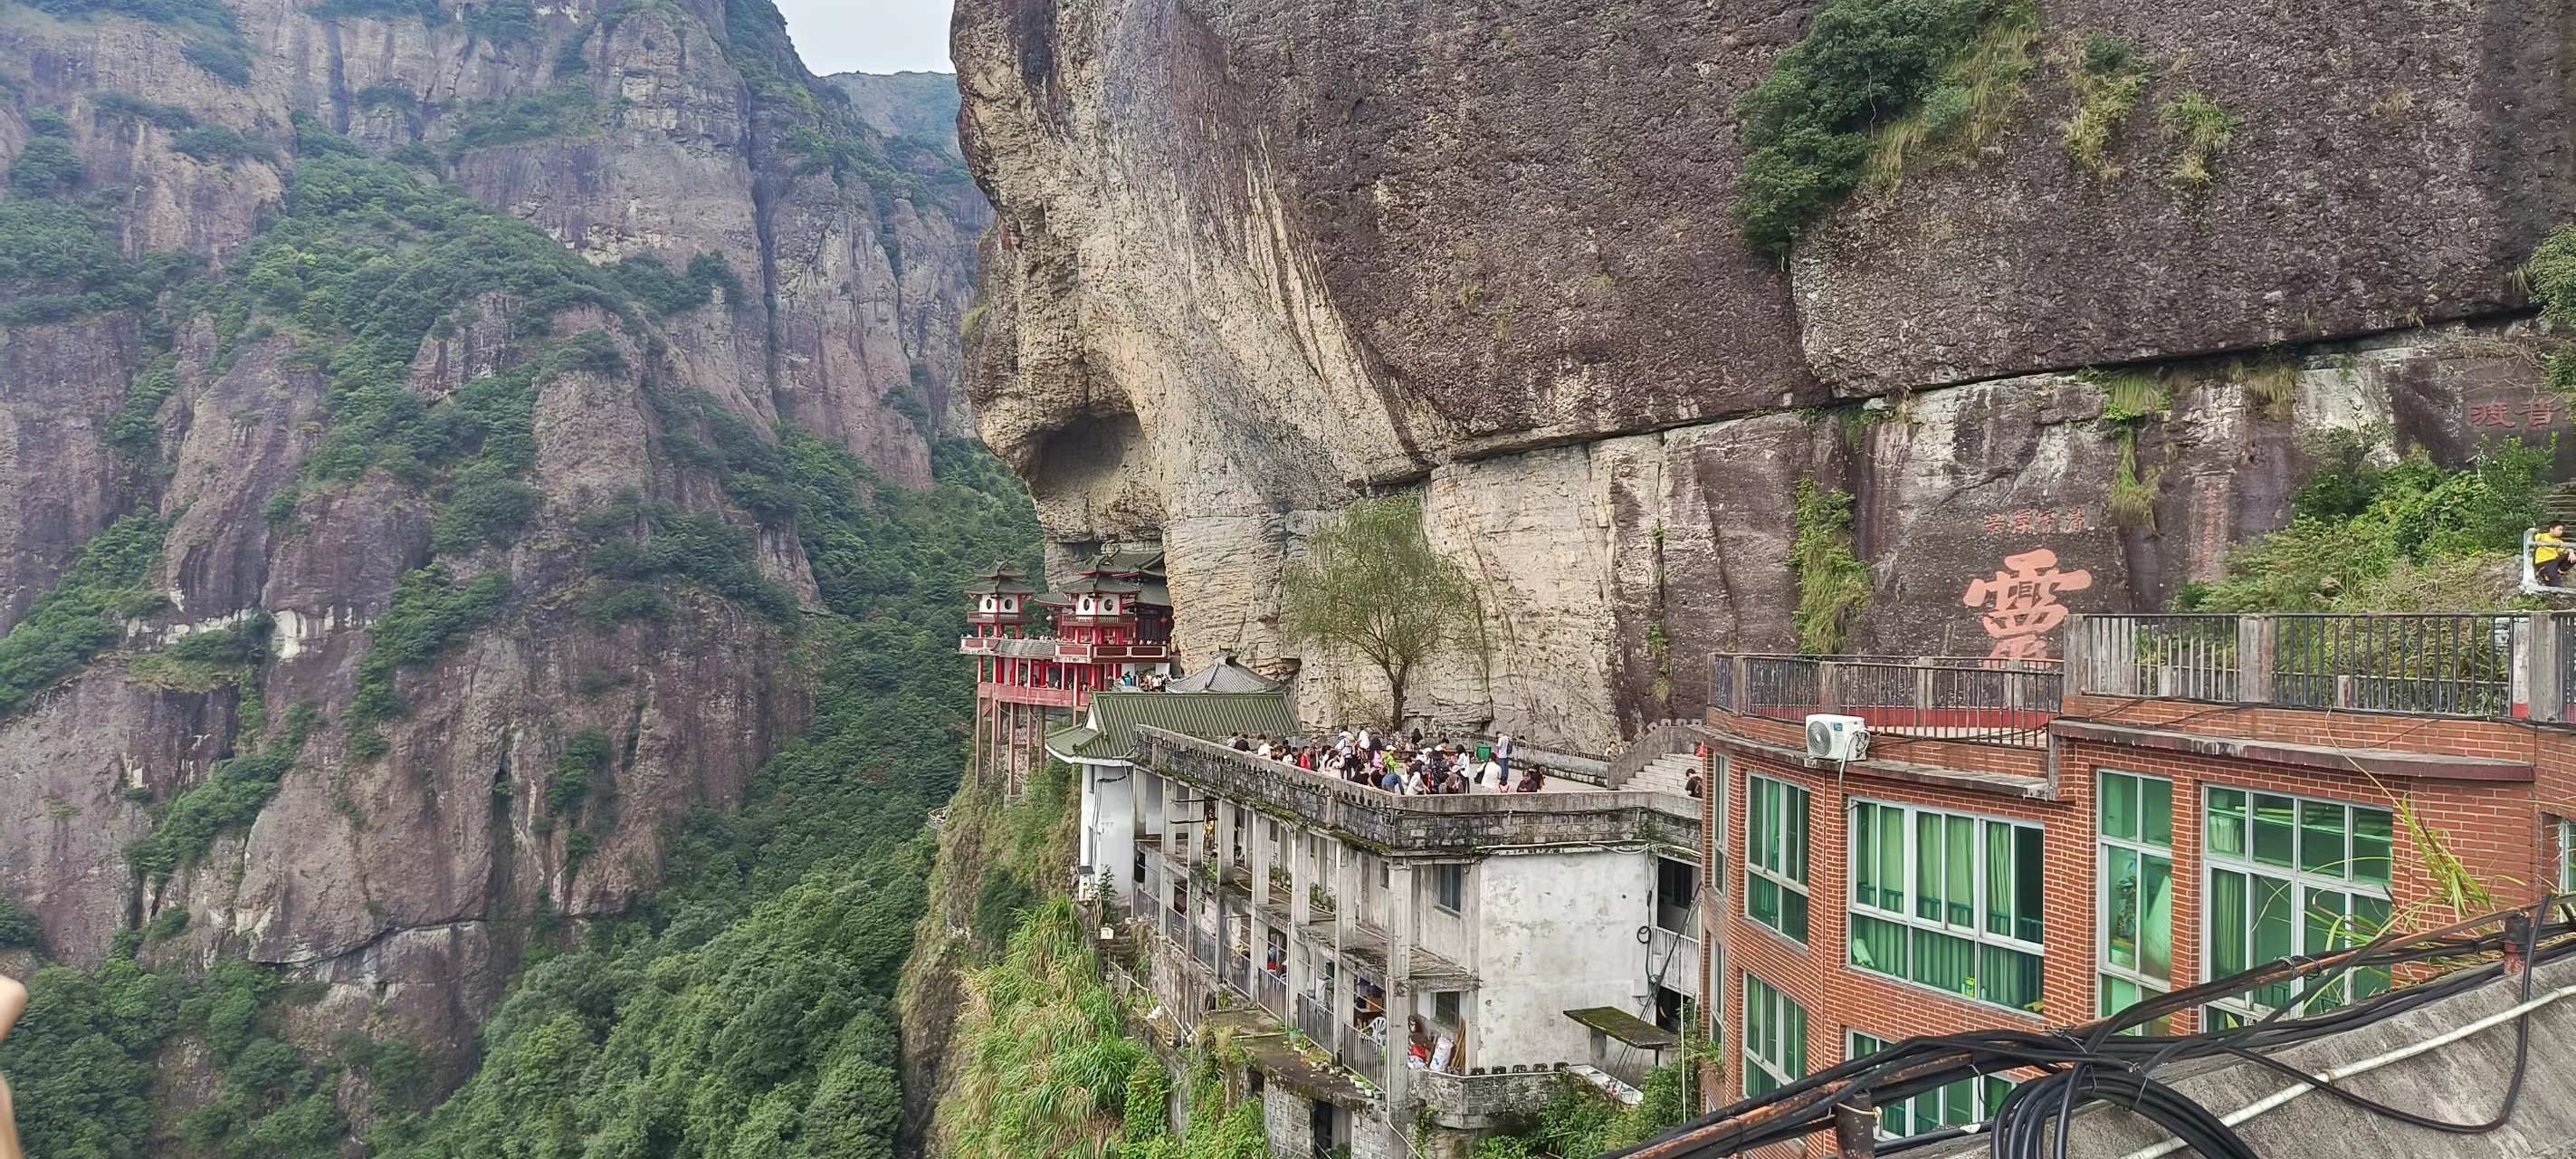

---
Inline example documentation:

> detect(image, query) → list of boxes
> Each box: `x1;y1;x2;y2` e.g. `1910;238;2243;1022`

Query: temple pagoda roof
1034;575;1144;603
1092;547;1166;577
963;562;1037;596
1165;655;1280;694
1047;690;1296;763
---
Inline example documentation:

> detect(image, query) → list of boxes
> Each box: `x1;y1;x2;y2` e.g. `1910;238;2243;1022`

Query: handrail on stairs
1605;720;1705;790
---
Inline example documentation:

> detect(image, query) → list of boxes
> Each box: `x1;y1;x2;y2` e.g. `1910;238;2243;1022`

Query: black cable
1605;899;2576;1159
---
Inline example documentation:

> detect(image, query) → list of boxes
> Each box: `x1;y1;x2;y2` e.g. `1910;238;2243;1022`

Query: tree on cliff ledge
1282;496;1479;728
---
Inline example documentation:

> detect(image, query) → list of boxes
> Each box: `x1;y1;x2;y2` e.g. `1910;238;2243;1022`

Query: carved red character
2530;399;2559;428
1963;549;2096;663
1983;512;2009;536
2471;402;2517;428
2010;510;2036;534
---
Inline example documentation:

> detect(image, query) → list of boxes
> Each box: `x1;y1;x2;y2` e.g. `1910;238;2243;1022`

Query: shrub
608;253;745;318
173;124;278;165
2058;33;2151;181
1731;0;2002;254
430;463;540;554
448;85;602;153
349;568;511;723
2185;441;2551;612
0;896;38;947
547;728;611;817
10;137;84;197
0;515;167;720
104;357;181;458
125;752;294;882
91;91;198;129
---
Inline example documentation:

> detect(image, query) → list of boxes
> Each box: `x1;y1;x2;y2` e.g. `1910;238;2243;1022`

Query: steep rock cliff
954;0;2576;749
0;0;978;1095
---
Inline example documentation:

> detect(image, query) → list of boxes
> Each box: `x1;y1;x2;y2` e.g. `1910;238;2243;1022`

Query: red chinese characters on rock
2468;398;2563;430
1962;549;2095;663
1980;508;2094;537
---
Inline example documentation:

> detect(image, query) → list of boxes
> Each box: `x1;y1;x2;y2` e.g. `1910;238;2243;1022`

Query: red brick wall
1700;704;2552;1154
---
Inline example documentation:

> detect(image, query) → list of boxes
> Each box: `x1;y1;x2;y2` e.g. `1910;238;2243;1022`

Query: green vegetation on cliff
1790;479;1870;654
2179;438;2550;613
0;951;401;1159
1732;0;2034;254
2524;225;2576;395
2057;33;2151;182
1473;1059;1701;1158
383;436;1042;1157
936;885;1274;1159
0;514;167;720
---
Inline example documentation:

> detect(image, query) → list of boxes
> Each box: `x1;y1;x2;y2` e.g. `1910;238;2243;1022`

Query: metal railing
1722;655;2064;748
1163;905;1185;945
1255;969;1287;1019
1346;1028;1388;1087
1192;924;1217;968
1295;993;1339;1046
2075;612;2539;720
2561;612;2576;722
2272;614;2515;715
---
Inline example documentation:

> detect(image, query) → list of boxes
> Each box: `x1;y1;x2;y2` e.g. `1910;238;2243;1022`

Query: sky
776;0;955;75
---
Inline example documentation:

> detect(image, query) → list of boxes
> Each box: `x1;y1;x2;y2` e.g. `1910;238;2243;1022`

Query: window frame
1847;1031;2015;1139
1742;973;1808;1099
1746;773;1813;943
2200;784;2395;1026
2096;770;2177;1033
1432;864;1465;915
1844;796;2047;1014
2554;816;2575;893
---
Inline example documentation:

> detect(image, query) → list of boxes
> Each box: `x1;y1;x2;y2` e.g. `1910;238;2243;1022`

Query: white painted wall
1468;849;1658;1067
1082;761;1138;906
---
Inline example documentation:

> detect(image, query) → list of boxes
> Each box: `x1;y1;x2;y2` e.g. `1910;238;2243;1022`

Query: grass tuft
1862;0;2041;193
2158;90;2237;194
2057;33;2151;182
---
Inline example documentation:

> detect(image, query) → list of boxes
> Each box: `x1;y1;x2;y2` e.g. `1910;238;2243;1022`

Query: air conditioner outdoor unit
1805;714;1869;762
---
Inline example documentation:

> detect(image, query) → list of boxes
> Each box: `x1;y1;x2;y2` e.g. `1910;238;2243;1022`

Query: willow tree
1281;495;1479;727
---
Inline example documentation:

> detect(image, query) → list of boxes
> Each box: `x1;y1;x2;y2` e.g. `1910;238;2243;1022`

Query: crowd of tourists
1225;728;1549;794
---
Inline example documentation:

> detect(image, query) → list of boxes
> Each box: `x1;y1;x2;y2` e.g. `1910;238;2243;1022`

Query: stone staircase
1628;752;1703;798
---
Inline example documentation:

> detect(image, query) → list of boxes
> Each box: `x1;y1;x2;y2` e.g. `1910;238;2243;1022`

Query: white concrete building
1079;719;1710;1158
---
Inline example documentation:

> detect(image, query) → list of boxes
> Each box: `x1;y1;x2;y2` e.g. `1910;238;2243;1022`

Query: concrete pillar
2238;615;2275;704
1288;827;1312;925
1251;814;1276;904
1387;860;1416;1110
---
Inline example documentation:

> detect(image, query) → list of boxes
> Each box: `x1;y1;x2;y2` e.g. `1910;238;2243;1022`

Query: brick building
1696;611;2571;1147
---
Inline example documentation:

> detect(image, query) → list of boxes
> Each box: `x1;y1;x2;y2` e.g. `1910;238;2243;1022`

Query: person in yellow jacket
2538;522;2571;586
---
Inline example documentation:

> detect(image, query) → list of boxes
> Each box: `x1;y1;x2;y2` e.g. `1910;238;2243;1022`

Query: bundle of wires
1608;897;2572;1159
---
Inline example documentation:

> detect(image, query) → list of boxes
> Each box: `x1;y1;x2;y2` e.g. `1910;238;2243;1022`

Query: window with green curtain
2205;785;2390;1024
1745;974;1807;1098
1750;775;1811;943
1849;1031;2016;1139
1846;798;2045;1014
2100;771;2176;1029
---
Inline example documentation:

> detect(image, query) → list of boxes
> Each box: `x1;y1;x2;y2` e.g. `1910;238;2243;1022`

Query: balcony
1711;654;2063;749
1052;640;1172;664
1136;729;1703;855
2071;612;2563;721
959;636;1064;658
978;681;1083;708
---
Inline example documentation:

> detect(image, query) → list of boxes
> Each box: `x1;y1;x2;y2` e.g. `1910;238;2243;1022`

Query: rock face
954;0;2576;752
0;0;977;1089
